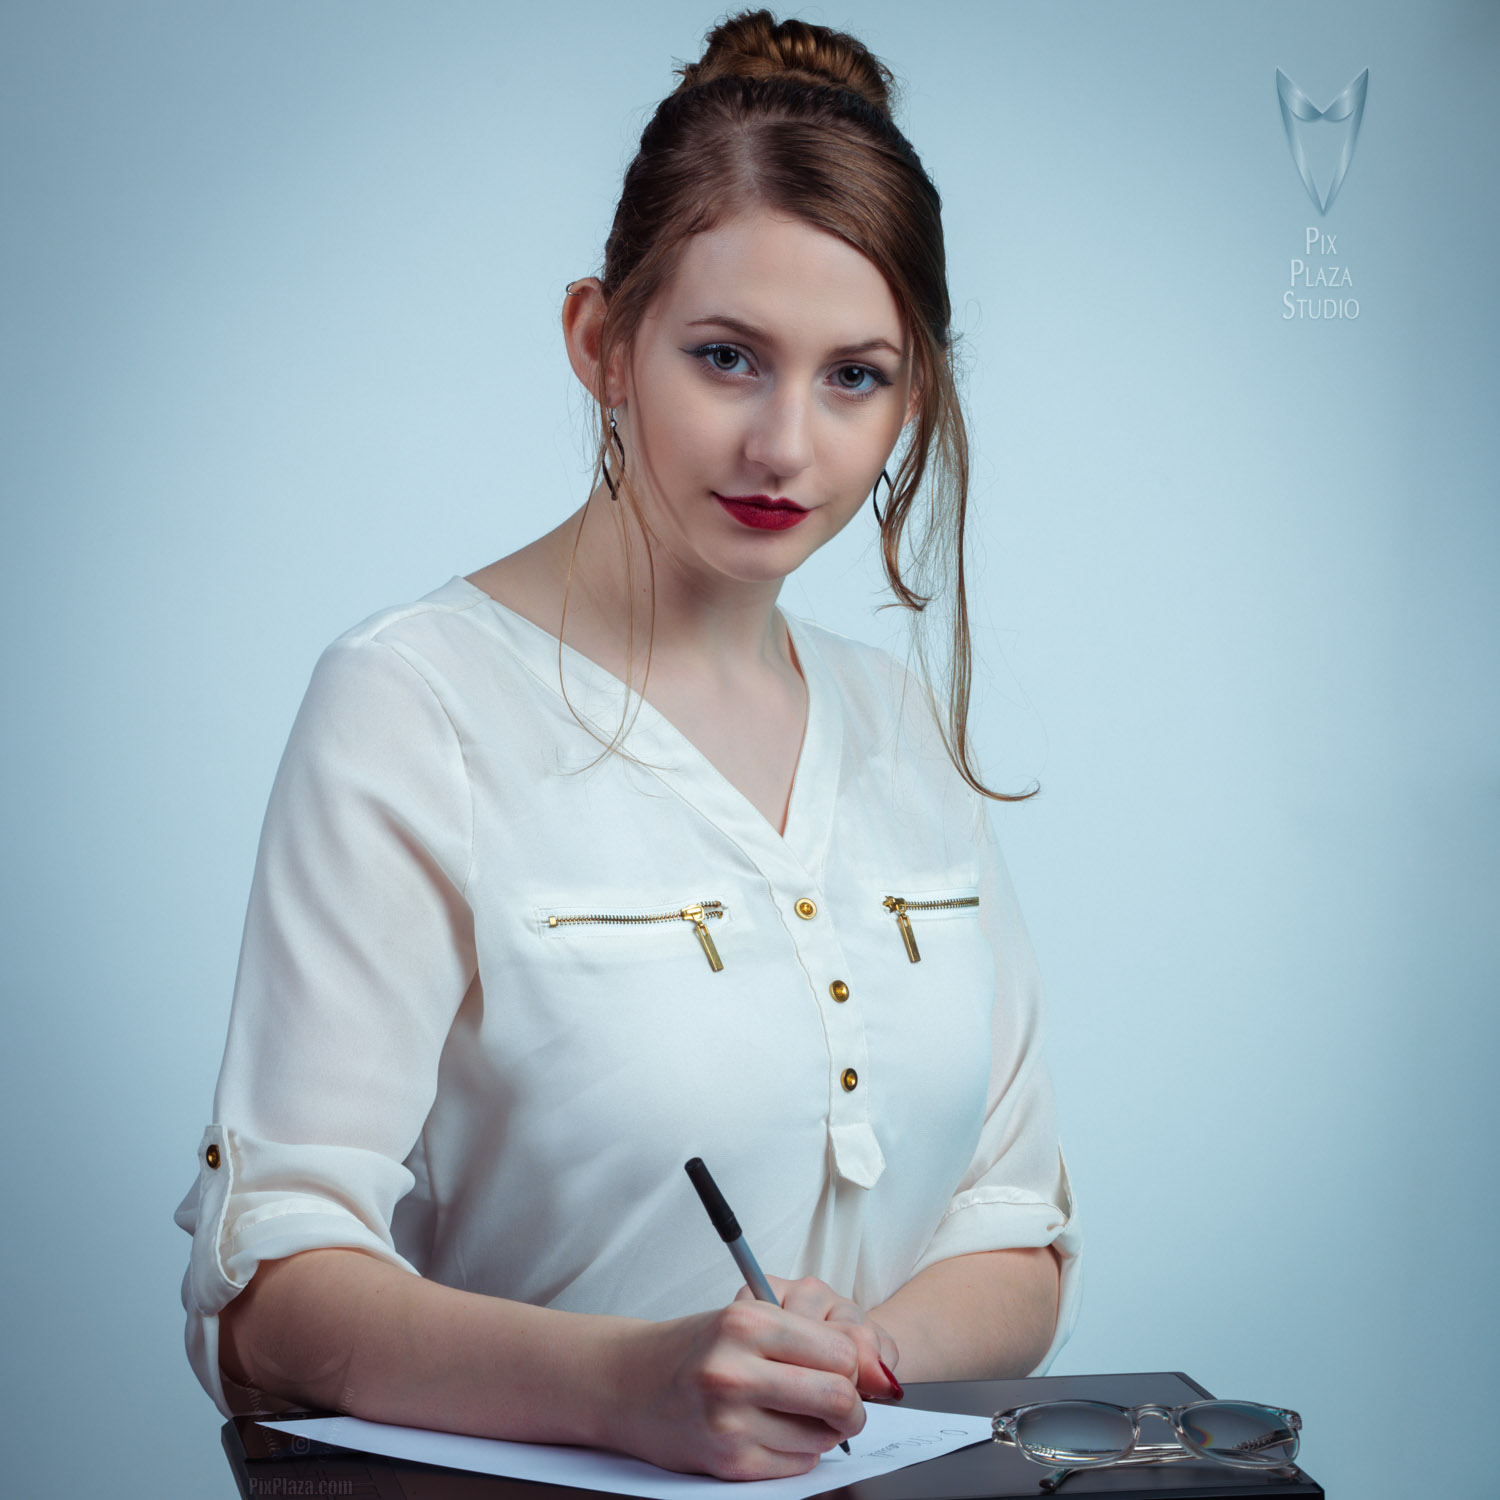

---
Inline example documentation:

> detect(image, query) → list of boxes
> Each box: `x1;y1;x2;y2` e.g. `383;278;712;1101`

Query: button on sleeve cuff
907;1149;1082;1374
174;1123;420;1416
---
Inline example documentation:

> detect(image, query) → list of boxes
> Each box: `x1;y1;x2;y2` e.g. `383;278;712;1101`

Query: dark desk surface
225;1371;1322;1500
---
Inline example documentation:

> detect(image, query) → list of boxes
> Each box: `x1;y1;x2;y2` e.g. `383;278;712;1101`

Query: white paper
260;1402;993;1500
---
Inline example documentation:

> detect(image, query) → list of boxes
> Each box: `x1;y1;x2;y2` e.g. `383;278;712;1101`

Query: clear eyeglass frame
991;1398;1302;1494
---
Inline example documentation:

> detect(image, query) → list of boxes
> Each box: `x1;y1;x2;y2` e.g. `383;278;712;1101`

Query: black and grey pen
684;1157;851;1454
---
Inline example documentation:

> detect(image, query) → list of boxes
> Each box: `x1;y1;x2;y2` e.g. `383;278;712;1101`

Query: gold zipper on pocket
546;901;726;972
881;894;980;964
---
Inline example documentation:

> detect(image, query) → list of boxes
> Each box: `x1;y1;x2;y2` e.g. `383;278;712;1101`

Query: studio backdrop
1;3;1495;1498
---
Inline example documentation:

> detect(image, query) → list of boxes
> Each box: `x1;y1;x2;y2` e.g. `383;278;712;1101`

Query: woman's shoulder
791;614;987;849
324;575;494;658
787;613;935;724
285;577;549;758
306;575;549;694
788;613;964;770
787;612;911;688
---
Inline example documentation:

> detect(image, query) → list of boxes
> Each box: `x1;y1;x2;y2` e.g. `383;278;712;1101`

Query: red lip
714;493;810;532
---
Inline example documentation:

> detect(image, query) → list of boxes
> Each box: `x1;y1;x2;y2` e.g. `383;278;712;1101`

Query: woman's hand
735;1274;901;1400
604;1295;872;1480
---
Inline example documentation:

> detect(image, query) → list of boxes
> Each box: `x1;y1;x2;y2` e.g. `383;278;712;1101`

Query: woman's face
617;208;917;589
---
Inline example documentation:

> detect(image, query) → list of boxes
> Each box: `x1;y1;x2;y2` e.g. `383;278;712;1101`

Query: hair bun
675;8;895;117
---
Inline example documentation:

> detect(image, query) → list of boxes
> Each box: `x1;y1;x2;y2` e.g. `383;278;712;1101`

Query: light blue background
2;2;1495;1496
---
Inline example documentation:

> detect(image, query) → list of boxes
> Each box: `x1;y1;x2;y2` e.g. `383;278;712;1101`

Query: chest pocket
535;897;730;972
879;886;980;964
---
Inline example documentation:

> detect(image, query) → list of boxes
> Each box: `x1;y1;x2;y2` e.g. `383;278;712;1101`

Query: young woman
176;9;1080;1482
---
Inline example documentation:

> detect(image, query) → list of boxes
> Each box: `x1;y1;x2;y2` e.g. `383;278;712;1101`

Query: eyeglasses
992;1398;1302;1493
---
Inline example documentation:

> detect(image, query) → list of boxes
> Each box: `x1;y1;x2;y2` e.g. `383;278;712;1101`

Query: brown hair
580;8;1030;801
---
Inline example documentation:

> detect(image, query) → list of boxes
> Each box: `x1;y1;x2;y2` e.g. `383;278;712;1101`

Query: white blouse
175;576;1081;1417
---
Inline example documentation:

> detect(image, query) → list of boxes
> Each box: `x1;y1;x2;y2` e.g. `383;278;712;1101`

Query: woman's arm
219;1247;872;1479
219;1248;631;1444
869;1246;1061;1382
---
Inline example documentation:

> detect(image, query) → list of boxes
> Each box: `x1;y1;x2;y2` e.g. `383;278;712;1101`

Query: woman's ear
561;277;624;406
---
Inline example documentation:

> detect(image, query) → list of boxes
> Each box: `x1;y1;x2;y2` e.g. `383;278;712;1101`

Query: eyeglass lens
1014;1403;1133;1463
1180;1402;1298;1465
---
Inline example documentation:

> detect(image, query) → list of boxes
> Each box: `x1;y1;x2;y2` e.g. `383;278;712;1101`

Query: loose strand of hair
552;392;660;773
883;335;1036;803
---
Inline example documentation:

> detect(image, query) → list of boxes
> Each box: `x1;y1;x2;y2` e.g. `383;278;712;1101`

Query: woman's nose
745;387;814;477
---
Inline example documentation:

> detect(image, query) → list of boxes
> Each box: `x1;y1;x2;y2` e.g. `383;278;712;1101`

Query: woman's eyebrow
685;313;904;361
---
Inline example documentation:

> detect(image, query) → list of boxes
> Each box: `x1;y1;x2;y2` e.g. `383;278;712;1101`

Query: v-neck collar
443;576;841;883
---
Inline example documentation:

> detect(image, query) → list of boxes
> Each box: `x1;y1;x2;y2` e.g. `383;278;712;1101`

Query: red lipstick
714;493;809;531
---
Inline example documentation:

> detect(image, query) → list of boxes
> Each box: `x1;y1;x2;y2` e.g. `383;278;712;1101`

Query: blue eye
833;364;887;397
689;343;752;376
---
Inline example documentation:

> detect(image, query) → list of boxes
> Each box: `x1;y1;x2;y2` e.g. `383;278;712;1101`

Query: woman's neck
471;492;797;691
468;488;811;833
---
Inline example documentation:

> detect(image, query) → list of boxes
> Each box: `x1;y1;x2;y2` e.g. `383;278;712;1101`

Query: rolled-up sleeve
174;633;475;1414
908;807;1082;1373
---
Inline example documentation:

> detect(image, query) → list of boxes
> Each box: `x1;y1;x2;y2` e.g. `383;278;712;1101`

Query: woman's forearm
218;1248;872;1479
869;1246;1060;1382
218;1247;638;1445
217;1242;1058;1460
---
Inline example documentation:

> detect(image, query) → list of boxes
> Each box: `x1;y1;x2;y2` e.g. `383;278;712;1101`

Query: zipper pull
883;896;921;963
681;903;724;972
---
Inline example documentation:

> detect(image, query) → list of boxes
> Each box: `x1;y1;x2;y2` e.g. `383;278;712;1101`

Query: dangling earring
870;468;894;525
603;406;626;501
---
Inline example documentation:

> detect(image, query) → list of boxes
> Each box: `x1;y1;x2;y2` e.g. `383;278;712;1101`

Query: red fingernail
878;1359;904;1400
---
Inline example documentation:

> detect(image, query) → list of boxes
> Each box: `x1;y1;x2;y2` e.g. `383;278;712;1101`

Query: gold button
841;1067;858;1092
205;1144;221;1170
829;980;850;1003
795;898;817;920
